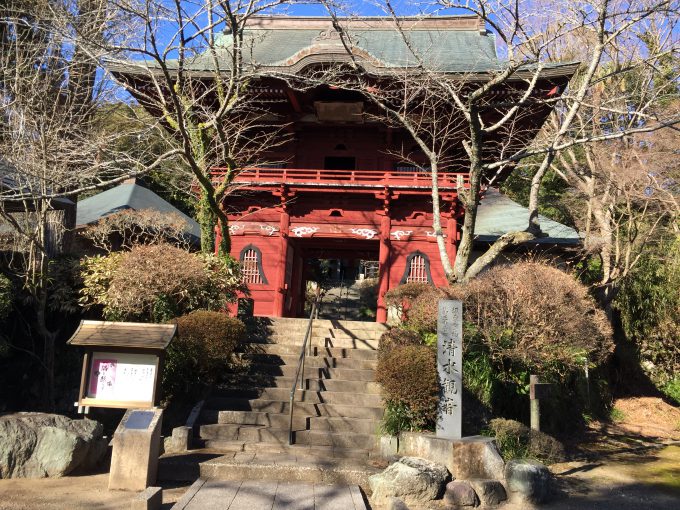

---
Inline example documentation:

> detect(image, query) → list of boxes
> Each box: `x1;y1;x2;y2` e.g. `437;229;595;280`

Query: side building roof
475;189;580;246
76;182;200;243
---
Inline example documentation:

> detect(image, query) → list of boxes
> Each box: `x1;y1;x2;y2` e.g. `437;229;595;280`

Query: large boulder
444;480;478;507
0;413;107;478
469;479;507;506
369;456;450;507
504;459;552;504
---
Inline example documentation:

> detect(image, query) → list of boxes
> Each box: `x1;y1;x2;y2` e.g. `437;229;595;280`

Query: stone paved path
171;479;368;510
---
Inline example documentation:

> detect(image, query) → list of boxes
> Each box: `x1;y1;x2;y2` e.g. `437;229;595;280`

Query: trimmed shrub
376;345;439;433
405;262;612;375
488;418;565;464
81;243;244;322
405;286;454;334
163;310;246;401
463;262;613;375
378;327;422;357
384;282;433;308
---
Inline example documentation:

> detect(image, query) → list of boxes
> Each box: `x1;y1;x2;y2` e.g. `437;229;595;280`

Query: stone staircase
158;318;389;484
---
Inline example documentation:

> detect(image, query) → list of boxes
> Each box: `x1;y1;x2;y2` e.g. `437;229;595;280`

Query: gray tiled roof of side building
475;189;580;245
75;182;200;241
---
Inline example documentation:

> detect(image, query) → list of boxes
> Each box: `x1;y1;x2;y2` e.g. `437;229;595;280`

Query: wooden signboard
68;321;176;410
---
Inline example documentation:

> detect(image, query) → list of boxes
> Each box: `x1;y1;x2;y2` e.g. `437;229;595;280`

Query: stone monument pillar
436;299;463;440
109;408;163;491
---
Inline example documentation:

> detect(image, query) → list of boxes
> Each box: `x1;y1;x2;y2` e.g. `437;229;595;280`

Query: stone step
240;343;379;360
204;398;383;420
295;431;378;450
198;453;380;486
217;376;381;394
197;440;371;460
266;317;388;331
246;364;374;381
251;334;381;350
199;423;292;443
308;416;379;435
216;410;305;430
212;387;383;408
213;387;323;403
244;353;377;370
319;391;383;407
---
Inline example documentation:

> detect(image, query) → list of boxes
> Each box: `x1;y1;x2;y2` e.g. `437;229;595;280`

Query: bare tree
0;0;173;408
81;208;194;252
318;0;680;284
104;0;295;256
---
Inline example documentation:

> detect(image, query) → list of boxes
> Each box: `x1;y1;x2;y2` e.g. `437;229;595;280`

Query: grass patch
610;407;626;422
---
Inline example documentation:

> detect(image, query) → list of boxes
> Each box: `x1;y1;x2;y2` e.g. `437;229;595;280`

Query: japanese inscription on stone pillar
436;299;463;439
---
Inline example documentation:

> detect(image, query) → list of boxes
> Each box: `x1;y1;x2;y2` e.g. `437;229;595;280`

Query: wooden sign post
436;299;463;440
67;320;176;411
529;375;553;431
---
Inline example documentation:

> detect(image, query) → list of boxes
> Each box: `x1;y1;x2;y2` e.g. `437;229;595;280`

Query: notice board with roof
67;320;176;410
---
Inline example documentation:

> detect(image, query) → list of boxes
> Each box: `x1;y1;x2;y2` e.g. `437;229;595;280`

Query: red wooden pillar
273;207;290;317
376;191;391;323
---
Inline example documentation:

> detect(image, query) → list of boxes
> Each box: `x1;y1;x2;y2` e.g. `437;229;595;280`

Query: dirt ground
0;474;189;510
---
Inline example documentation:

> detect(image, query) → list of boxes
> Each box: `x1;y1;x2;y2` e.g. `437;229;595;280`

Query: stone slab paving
172;479;368;510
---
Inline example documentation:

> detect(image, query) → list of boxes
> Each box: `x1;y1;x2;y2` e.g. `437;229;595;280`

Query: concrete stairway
196;318;386;467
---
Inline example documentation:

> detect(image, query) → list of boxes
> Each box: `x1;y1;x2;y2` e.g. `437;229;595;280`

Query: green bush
163;310;246;401
81;243;245;322
376;345;439;433
616;235;680;387
488;418;565;464
663;378;680;406
0;274;12;321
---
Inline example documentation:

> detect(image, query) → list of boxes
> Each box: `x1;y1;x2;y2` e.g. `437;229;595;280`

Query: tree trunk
453;108;484;282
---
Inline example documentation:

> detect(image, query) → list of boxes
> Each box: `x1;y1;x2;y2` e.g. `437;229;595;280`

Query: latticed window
400;251;432;285
406;254;429;283
240;246;265;284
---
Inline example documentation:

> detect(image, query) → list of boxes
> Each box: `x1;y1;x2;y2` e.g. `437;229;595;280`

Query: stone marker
131;487;162;510
109;408;163;491
436;300;463;440
504;459;552;504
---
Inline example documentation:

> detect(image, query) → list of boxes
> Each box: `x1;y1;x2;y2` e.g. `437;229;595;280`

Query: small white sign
88;351;157;404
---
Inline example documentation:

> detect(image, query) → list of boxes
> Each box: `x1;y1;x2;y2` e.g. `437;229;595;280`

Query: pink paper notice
89;359;117;397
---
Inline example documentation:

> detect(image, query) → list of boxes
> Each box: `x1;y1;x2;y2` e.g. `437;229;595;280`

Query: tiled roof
108;16;577;77
75;182;200;241
475;189;580;245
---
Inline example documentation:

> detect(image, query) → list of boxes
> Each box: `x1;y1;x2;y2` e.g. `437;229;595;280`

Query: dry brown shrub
489;418;566;464
378;327;423;358
406;286;453;333
384;282;433;308
163;310;246;399
376;345;439;429
463;262;613;373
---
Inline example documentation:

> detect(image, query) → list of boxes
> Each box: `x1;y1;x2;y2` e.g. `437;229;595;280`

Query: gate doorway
289;239;379;321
